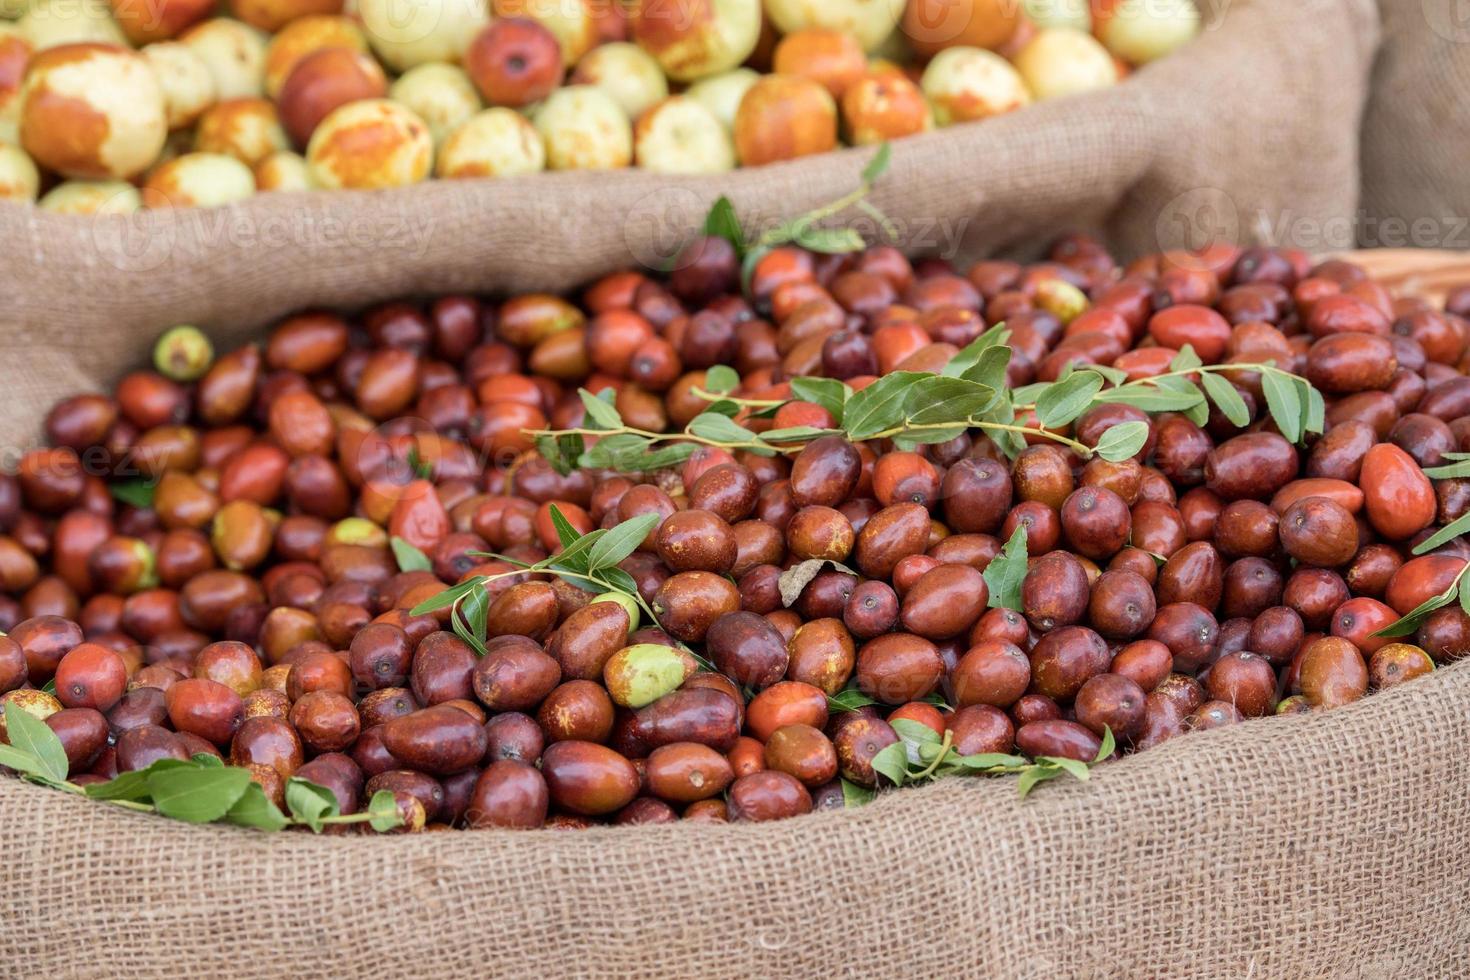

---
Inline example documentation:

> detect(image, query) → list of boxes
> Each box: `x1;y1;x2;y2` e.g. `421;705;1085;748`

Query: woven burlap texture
0;0;1379;451
1360;0;1470;248
0;659;1465;978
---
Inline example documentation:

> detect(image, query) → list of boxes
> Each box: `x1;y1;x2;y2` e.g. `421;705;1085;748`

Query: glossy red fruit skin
465;760;549;829
53;643;127;711
1359;443;1435;541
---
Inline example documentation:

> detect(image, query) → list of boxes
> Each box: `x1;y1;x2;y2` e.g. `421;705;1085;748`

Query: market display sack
1359;0;1470;249
0;0;1382;450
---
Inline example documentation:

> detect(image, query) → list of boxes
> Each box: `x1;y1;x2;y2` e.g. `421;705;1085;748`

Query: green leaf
580;432;651;470
739;243;772;299
704;365;740;395
626;443;702;471
459;586;488;647
860;142;891;184
537;527;604;575
961;345;1012;392
983;525;1029;612
840;778;875;808
2;703;67;783
1035;370;1104;428
409;576;485;616
390;537;432;573
902;377;996;426
944;326;1010;379
147;765;252;823
367;789;403;832
788;377;850;422
870;741;910;788
109;478;156;509
1460;585;1470;617
578;388;623;431
1009;382;1050;406
84;759;193;802
450;594;488;656
686;412;757;445
192;753;223;767
1411;513;1470;556
285;777;340;832
949;753;1029;771
1260;371;1303;443
405;444;432;480
40;678;55;696
1169;345;1202;371
536;432;584;477
1200;372;1250;427
1016;764;1063;799
891;718;940;747
826;687;879;712
794;226;866;254
586;512;661;571
546;503;583;550
842;372;927;440
702;196;744;254
760;426;834;444
1092;421;1150;463
1094;726;1115;763
225;781;289;832
1094;384;1205;413
1039;756;1092;782
891;425;967;450
1086;364;1129;386
598;566;641;598
1304;383;1326;436
1425;460;1470;479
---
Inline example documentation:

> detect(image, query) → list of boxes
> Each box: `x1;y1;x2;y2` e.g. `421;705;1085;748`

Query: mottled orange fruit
772;28;866;98
195;97;289;165
732;74;836;167
20;43;167;180
306;98;431;189
143;153;257;209
629;0;760;82
841;71;931;146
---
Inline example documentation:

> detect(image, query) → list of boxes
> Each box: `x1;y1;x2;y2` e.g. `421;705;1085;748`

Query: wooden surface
1347;249;1470;305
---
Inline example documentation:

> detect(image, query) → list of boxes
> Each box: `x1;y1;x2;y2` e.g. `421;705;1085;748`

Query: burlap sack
1360;0;1470;249
0;0;1380;451
0;658;1464;978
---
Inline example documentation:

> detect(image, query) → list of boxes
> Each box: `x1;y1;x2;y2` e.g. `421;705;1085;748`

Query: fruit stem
910;729;956;782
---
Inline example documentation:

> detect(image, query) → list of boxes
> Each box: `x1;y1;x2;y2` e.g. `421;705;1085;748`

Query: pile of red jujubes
2;233;1469;831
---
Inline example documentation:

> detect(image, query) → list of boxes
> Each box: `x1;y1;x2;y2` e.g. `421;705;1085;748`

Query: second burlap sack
0;0;1379;451
1360;0;1470;249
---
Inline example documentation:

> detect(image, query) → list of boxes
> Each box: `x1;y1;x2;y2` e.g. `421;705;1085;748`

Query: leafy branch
410;506;662;657
863;718;1115;801
534;331;1325;477
1013;345;1324;444
703;142;896;298
0;704;402;832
